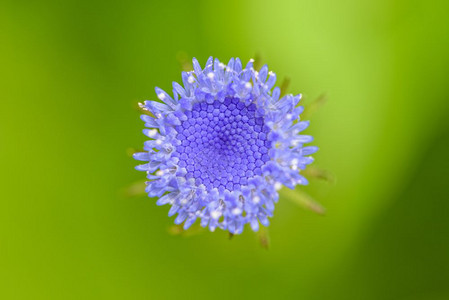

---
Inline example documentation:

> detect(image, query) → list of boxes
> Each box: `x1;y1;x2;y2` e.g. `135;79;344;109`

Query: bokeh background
1;0;449;299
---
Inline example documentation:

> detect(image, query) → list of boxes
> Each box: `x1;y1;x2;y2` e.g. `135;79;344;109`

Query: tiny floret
134;57;318;234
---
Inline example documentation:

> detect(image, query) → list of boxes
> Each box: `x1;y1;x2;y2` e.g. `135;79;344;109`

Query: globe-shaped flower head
134;57;318;234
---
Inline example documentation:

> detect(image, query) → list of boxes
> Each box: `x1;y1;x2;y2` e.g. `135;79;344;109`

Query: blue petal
302;146;319;155
204;56;213;74
183;215;197;229
172;82;186;97
296;135;314;143
259;65;268;82
250;218;259;232
234;58;242;73
145;101;171;114
141;115;159;128
266;72;276;90
192;57;202;75
175;211;188;224
155;87;177;109
156;192;179;206
133;152;150;161
168;205;180;217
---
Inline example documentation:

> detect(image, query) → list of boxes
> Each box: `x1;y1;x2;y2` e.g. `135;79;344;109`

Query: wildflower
134;57;318;234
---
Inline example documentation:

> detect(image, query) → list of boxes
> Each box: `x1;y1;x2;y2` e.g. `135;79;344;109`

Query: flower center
174;97;271;193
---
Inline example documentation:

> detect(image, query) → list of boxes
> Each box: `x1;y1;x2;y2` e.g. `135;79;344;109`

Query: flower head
134;57;318;234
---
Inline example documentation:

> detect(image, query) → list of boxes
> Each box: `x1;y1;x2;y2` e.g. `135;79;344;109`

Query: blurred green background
1;0;449;299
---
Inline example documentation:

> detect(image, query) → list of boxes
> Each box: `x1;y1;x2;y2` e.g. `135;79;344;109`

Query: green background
1;0;449;299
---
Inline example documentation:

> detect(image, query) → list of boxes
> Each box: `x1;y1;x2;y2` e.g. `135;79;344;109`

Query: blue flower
134;57;318;234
